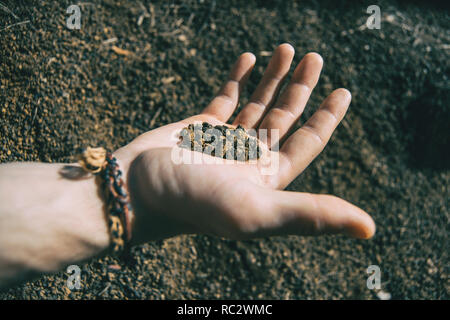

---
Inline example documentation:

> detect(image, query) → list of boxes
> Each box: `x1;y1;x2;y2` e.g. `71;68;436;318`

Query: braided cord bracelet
78;147;134;257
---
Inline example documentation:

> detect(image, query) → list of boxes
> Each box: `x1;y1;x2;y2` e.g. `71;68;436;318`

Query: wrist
112;146;135;185
112;147;174;244
113;148;146;245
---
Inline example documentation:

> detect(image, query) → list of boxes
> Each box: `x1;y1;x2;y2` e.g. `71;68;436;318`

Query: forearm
0;162;110;288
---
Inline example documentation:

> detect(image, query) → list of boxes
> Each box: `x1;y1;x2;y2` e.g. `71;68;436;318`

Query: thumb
254;189;376;239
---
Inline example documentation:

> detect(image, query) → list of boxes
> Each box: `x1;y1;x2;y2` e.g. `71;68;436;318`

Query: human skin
0;43;375;289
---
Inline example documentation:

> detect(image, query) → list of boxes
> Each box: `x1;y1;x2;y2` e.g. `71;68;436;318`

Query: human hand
113;43;375;244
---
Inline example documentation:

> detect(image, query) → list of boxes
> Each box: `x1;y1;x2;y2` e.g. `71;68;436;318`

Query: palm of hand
114;44;375;244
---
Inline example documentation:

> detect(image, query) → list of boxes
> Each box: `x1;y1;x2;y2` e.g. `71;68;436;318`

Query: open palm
114;44;375;244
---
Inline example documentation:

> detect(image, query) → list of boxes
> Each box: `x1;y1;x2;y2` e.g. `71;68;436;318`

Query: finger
201;52;256;122
273;89;350;189
231;187;375;240
232;43;295;128
250;190;375;239
258;52;323;148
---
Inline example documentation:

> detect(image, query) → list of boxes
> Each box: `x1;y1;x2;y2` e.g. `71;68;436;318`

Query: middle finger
258;52;323;148
232;43;295;128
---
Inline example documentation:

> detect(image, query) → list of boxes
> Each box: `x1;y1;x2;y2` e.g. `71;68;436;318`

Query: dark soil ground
0;0;448;299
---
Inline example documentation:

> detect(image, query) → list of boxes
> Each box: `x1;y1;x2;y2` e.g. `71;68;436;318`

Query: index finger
201;52;256;122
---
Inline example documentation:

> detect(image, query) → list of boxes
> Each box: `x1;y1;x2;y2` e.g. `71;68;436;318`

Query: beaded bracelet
78;147;134;257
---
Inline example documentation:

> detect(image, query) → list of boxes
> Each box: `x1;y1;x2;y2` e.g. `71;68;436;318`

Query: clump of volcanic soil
179;122;262;161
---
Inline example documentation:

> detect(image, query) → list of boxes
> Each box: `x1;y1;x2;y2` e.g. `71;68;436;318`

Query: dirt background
0;0;448;299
